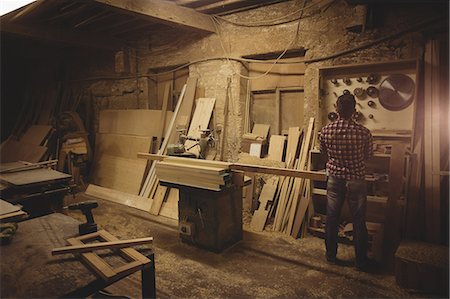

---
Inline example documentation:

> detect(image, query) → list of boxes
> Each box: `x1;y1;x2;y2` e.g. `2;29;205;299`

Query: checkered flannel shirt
319;119;373;180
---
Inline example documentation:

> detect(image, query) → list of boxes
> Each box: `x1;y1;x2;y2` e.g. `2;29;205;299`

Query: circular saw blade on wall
379;74;415;111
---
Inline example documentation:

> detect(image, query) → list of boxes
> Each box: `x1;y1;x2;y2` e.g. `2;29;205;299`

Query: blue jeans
325;175;368;267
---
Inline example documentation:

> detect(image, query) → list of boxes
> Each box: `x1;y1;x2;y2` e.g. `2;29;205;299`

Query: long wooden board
268;135;286;162
185;98;216;156
85;184;153;211
90;155;148;195
290;117;315;237
52;237;153;255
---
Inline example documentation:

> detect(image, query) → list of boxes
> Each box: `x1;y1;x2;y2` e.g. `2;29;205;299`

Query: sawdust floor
66;193;435;299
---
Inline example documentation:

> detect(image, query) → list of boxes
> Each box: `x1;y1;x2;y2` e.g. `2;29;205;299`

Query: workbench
0;162;73;217
0;213;155;298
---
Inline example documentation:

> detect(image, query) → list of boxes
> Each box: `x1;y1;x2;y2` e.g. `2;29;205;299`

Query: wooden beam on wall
0;22;124;50
94;0;216;33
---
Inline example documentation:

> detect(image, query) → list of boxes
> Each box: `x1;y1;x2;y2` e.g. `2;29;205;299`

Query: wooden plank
252;124;270;139
85;184;153;211
169;77;197;144
137;153;230;167
383;143;407;261
290;117;315;237
91;155;148;195
99;110;173;137
273;127;301;231
140;85;187;197
0;139;47;163
157;161;227;174
99;230;151;264
20;125;52;146
159;188;179;220
0;199;21;215
157;82;172;149
187;98;216;138
251;178;278;231
94;0;216;33
185;98;216;156
52;237;153;255
268;135;286;162
149;185;168;215
95;134;151;159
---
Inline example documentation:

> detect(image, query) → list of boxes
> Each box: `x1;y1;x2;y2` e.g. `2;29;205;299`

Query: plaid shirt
319;119;373;180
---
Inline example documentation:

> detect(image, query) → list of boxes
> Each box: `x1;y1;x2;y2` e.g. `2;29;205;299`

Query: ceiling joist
94;0;216;33
0;22;124;50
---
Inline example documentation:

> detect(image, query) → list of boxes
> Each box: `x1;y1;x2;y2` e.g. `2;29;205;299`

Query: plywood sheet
0;139;47;163
90;155;147;195
99;110;173;137
185;98;215;156
268;135;286;162
20;125;52;146
95;134;151;159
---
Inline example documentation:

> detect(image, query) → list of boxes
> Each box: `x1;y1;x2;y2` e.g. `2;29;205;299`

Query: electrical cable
303;15;445;64
211;1;304;80
70;15;444;82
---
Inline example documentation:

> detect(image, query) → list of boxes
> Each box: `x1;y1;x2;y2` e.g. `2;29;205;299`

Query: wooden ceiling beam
0;22;125;50
94;0;216;33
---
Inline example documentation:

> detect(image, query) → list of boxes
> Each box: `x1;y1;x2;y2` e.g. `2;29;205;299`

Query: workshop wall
134;0;441;132
21;0;444;159
189;60;248;161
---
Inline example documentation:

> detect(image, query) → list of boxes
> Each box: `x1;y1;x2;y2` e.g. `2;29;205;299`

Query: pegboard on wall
318;60;418;133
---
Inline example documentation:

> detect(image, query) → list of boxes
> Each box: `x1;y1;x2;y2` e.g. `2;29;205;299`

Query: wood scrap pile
155;156;231;191
86;77;206;220
250;118;316;238
0;125;54;163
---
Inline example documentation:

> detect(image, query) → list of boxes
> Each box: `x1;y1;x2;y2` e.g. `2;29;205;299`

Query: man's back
319;119;373;180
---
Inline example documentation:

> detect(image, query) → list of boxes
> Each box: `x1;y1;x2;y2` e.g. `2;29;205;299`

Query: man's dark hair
336;94;356;119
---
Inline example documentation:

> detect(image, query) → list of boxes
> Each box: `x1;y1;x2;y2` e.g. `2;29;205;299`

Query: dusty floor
65;193;436;299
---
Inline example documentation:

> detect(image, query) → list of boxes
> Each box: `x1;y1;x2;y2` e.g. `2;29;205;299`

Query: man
319;93;373;271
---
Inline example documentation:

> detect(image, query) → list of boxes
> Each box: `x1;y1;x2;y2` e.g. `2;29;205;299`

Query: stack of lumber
250;118;316;238
139;80;196;218
140;81;216;219
0;125;53;163
0;199;27;222
155;156;231;191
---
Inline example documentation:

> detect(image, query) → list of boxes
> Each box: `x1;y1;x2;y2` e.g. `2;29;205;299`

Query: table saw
0;162;73;217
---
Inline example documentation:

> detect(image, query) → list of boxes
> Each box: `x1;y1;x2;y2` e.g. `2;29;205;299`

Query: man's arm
319;130;328;159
